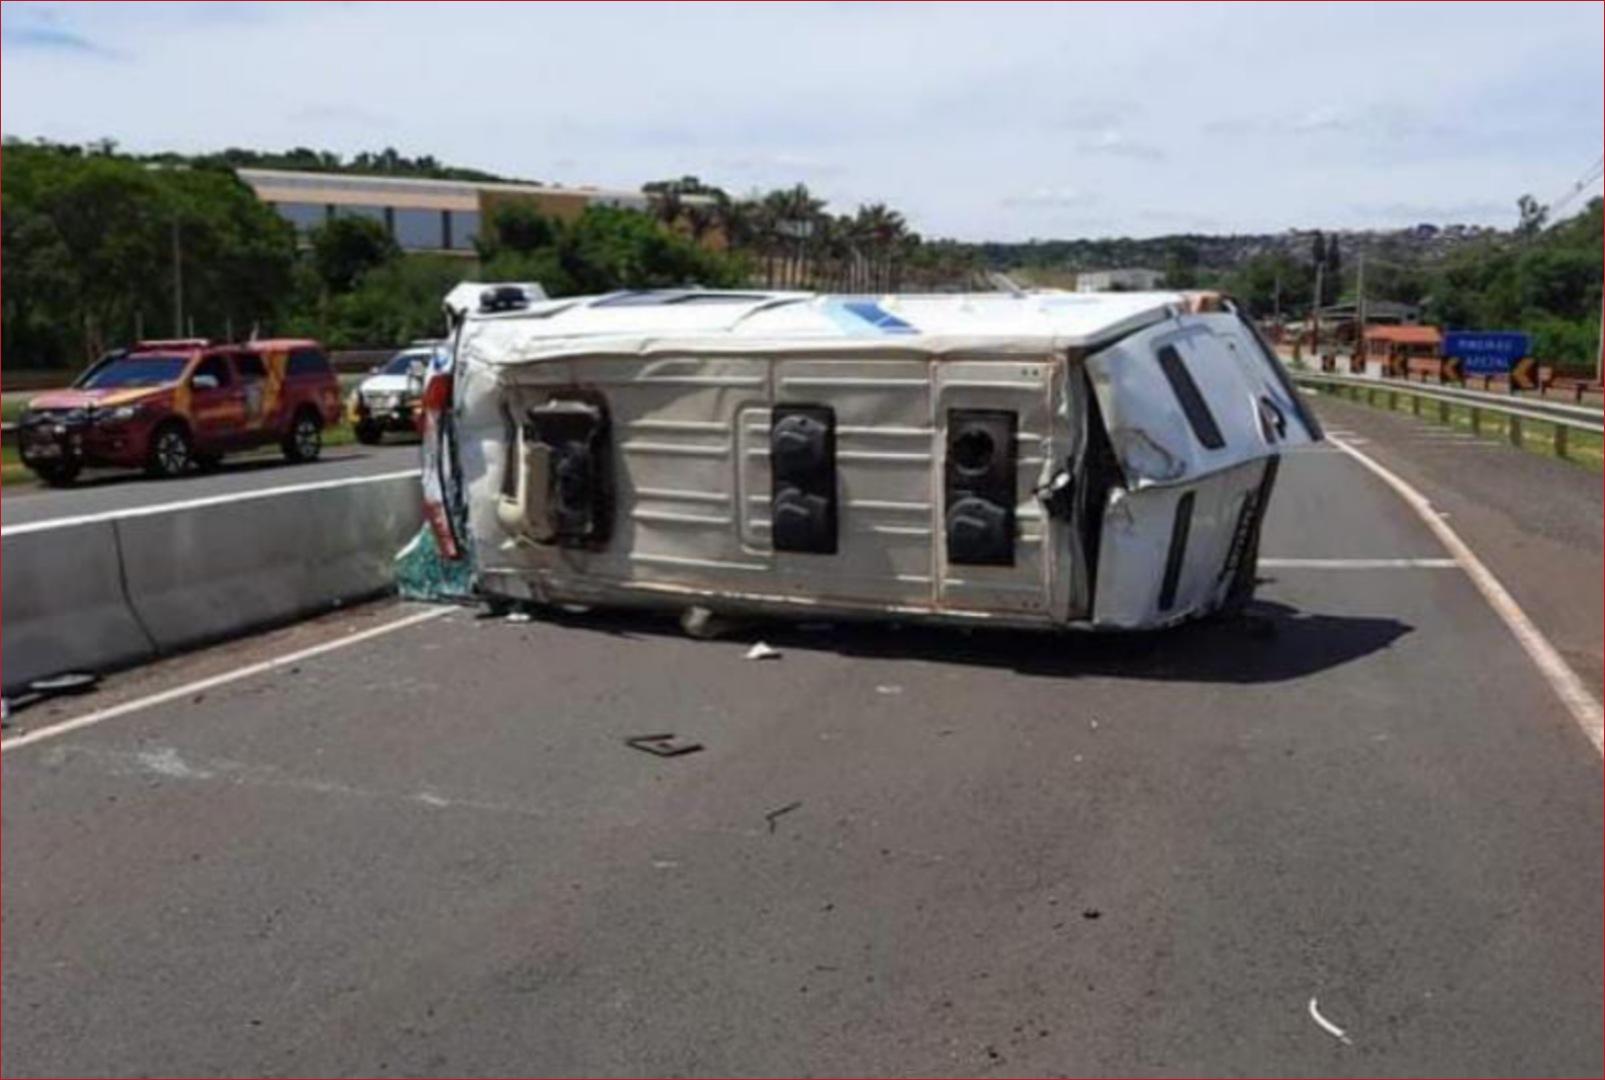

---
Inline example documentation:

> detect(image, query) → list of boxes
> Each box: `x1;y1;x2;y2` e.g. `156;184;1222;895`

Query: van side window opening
1155;344;1225;450
288;349;332;377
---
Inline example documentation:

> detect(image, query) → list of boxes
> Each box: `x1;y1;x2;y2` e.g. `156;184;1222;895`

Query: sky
2;1;1601;241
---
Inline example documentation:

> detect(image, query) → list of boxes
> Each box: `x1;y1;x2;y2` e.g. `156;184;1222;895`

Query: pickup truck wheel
355;419;384;445
146;422;194;478
282;410;323;463
32;461;81;487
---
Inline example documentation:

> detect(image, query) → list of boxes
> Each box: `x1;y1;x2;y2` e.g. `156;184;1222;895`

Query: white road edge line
1;606;453;753
1329;436;1604;753
1259;557;1459;569
1;469;421;537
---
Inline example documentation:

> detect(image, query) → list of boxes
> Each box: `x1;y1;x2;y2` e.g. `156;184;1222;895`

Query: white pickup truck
416;286;1320;631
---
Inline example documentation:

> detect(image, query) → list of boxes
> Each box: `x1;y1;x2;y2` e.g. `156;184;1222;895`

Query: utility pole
171;220;184;337
1310;261;1324;355
1355;249;1366;369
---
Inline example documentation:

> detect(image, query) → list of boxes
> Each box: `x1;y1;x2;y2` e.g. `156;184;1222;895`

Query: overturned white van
420;286;1320;631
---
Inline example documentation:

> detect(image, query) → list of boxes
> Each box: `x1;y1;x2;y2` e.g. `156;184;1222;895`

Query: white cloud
1;0;1599;240
1002;186;1096;210
1077;130;1165;161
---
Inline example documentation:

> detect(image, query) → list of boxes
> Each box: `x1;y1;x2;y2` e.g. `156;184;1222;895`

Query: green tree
557;205;745;293
1515;193;1549;240
476;202;562;260
1;143;296;367
309;216;399;295
317;255;466;347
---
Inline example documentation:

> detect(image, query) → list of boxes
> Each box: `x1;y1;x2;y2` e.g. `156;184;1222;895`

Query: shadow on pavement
512;598;1413;686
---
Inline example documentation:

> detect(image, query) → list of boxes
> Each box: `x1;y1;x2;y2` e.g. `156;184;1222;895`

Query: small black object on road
765;800;803;833
624;733;704;757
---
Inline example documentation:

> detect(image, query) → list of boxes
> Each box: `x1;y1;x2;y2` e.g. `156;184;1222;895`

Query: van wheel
32;462;81;487
355;419;383;445
147;423;194;478
283;410;323;463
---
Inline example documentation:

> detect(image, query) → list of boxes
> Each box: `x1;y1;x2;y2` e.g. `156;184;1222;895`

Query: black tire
146;422;194;478
354;419;384;445
282;409;323;463
31;461;81;487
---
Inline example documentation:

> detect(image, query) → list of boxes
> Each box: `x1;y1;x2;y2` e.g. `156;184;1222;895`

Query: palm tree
853;203;908;292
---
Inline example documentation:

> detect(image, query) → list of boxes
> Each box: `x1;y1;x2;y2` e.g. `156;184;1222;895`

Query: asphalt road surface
3;413;1600;1076
1;441;420;527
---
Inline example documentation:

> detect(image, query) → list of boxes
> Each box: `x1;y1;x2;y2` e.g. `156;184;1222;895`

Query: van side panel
932;360;1059;617
764;359;936;608
471;353;1068;624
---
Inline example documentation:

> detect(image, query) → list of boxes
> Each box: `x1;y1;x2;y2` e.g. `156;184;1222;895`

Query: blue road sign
1442;331;1530;375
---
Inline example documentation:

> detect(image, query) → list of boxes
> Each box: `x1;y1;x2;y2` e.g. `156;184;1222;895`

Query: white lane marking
1259;557;1459;569
1;606;453;752
51;743;546;819
1308;998;1353;1045
1;469;420;536
1330;436;1603;753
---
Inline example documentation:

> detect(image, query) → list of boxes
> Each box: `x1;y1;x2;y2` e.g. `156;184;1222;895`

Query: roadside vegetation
4;138;1597;379
1220;198;1604;376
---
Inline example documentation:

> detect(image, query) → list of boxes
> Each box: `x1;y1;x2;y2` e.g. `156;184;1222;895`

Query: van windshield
76;355;189;389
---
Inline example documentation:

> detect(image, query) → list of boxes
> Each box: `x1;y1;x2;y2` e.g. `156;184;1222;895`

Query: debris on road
624;733;704;758
505;610;533;624
745;642;782;661
875;684;903;695
765;800;803;832
1307;997;1353;1045
681;605;735;640
2;672;101;722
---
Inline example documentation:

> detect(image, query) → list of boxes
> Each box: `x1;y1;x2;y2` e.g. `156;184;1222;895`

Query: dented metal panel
1085;312;1317;491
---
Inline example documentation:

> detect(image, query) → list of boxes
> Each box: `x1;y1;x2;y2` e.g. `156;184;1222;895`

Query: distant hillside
1;138;535;185
977;224;1510;276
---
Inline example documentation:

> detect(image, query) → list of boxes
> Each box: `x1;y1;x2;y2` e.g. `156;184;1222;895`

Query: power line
1547;155;1604;219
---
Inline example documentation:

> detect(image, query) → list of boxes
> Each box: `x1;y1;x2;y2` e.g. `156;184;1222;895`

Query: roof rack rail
133;338;211;349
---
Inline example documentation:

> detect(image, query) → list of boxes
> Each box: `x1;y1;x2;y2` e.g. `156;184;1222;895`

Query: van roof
457;288;1209;364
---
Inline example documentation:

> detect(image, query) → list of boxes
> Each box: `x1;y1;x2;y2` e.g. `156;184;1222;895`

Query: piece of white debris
1307;997;1353;1045
505;611;533;624
745;642;782;661
875;684;903;695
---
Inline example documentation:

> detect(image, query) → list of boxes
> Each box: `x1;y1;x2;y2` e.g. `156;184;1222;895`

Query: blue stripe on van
826;300;918;335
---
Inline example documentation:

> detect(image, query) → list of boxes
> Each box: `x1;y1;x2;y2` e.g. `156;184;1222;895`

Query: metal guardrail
1293;370;1604;459
1365;375;1605;423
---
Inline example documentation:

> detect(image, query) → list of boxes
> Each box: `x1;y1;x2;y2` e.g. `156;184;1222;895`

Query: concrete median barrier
1;519;157;690
118;475;422;654
2;473;423;691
